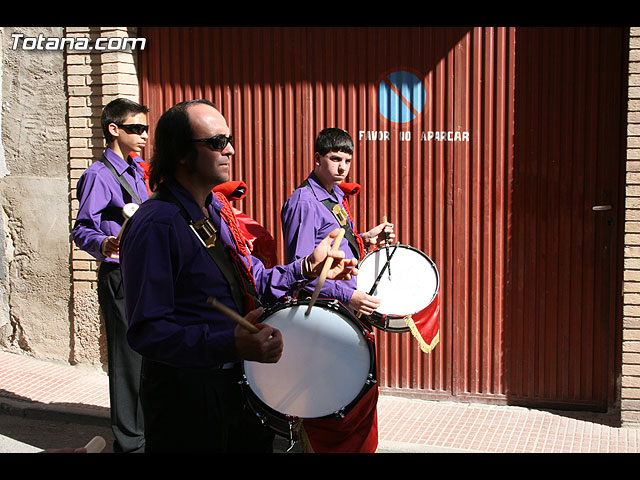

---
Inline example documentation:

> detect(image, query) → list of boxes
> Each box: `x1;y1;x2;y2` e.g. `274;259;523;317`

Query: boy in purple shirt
72;98;150;453
281;128;394;315
280;128;395;453
119;100;357;453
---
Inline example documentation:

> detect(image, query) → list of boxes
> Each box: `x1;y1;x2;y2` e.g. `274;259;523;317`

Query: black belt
142;358;241;376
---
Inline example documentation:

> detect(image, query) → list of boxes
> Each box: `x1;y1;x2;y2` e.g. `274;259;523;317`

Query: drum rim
358;243;440;317
240;298;377;423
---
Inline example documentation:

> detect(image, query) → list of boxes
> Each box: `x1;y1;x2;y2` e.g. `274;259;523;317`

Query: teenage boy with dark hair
280;127;395;453
72;98;150;453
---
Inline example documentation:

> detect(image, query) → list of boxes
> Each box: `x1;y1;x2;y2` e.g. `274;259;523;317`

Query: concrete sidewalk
1;349;639;453
0;433;41;453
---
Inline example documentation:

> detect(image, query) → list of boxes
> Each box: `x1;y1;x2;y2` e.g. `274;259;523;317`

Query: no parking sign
377;70;427;124
359;69;468;143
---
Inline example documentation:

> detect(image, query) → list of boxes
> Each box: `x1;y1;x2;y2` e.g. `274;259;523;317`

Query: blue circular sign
377;70;426;124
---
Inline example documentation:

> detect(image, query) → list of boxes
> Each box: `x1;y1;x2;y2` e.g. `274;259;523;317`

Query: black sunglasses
116;123;149;135
192;134;233;151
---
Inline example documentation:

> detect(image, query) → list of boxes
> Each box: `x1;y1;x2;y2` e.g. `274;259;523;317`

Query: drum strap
150;183;260;316
298;179;363;261
99;154;143;205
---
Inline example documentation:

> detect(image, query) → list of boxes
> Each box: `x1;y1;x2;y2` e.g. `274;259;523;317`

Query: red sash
298;385;379;453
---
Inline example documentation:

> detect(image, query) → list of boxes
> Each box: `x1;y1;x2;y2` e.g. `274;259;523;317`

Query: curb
0;395;110;427
0;394;472;453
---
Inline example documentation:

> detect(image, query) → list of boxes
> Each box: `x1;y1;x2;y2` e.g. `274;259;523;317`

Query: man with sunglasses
118;99;357;453
72;98;150;454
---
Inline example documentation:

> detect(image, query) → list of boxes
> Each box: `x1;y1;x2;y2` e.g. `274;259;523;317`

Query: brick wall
65;27;140;364
623;27;640;427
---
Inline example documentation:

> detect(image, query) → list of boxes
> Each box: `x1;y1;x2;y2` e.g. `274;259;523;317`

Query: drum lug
333;408;346;419
286;421;297;452
238;374;249;386
366;373;377;385
255;411;267;425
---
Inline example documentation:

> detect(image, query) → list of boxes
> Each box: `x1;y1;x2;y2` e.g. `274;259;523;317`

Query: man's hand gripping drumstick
207;228;357;361
208;228;356;326
305;228;348;315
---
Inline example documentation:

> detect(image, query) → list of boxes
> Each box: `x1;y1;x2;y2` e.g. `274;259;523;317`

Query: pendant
192;218;217;248
332;204;348;226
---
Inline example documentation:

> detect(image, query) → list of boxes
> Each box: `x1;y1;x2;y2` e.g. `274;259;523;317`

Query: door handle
592;205;612;211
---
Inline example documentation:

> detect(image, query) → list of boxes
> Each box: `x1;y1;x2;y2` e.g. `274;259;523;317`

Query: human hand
348;289;381;316
304;228;359;280
362;222;395;247
101;236;120;259
234;307;283;363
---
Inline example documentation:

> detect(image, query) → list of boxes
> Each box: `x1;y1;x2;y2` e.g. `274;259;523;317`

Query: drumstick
116;203;139;241
382;215;391;280
305;228;346;316
207;297;260;333
356;243;399;319
367;243;399;296
83;435;106;453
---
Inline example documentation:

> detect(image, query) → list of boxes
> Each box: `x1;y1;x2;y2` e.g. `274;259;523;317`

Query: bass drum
356;244;439;333
241;298;376;438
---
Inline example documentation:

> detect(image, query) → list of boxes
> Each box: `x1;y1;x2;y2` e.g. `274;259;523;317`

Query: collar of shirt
307;171;344;205
163;181;239;253
104;147;144;180
164;180;213;220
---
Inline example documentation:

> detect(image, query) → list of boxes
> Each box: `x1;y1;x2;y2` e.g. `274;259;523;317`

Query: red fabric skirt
299;385;379;453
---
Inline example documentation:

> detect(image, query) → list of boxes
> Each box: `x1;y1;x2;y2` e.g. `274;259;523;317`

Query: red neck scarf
338;182;367;260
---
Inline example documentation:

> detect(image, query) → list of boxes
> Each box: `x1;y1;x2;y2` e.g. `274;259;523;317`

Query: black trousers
140;359;275;453
97;262;145;453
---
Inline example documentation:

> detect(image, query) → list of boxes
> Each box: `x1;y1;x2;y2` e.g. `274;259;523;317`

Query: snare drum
356;244;439;332
241;298;377;438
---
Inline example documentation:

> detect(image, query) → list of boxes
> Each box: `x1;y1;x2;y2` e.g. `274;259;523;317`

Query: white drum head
243;303;372;419
357;245;438;316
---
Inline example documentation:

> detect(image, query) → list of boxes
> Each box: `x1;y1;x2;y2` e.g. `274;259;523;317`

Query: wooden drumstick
116;203;139;241
382;215;391;280
207;297;260;333
305;228;346;316
83;435;106;453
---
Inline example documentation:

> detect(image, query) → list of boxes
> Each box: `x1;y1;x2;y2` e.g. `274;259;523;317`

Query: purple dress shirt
281;172;360;307
120;181;308;368
72;148;150;263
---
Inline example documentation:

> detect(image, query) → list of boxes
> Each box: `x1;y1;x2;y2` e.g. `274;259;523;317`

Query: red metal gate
138;26;625;411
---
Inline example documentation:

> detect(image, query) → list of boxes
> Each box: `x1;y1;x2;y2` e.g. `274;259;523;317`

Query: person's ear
107;122;120;139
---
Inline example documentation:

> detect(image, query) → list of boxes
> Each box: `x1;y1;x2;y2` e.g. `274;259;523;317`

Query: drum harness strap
99;154;143;206
150;183;261;317
298;179;365;262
